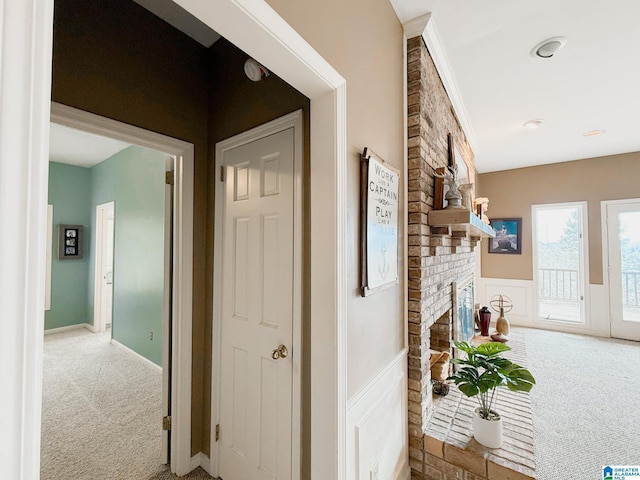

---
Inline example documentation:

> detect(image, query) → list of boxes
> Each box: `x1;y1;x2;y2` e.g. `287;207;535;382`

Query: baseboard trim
190;452;210;473
191;452;211;475
44;323;94;335
110;339;162;373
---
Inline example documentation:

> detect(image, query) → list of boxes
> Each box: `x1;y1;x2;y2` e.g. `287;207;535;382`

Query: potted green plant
447;341;536;448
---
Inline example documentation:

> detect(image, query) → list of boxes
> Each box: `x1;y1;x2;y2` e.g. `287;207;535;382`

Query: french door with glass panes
533;203;589;325
606;201;640;341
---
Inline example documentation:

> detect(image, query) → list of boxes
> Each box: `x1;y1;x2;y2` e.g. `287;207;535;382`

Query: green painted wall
89;146;166;366
46;162;92;330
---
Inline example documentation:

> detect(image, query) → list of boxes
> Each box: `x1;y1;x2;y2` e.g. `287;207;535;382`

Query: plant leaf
475;342;511;356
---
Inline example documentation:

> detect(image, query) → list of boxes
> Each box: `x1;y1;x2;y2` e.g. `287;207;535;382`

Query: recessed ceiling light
523;119;544;129
583;129;606;138
531;36;567;59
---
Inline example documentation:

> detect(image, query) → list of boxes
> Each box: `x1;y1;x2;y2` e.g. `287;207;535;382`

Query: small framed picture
488;218;522;254
58;225;84;260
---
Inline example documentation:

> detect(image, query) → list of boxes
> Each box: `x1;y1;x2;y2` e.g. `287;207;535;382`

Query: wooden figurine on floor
490;294;512;337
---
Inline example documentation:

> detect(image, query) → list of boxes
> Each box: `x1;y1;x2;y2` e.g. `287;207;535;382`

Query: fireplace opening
427;275;478;411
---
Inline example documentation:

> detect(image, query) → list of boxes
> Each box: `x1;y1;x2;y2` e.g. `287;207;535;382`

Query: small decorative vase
479;307;491;336
472;407;502;448
496;307;510;335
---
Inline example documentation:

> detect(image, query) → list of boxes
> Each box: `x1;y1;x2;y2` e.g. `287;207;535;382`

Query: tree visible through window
535;205;584;323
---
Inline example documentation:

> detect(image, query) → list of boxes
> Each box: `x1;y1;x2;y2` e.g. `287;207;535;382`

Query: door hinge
215;424;220;442
163;416;171;431
165;171;175;185
219;165;225;182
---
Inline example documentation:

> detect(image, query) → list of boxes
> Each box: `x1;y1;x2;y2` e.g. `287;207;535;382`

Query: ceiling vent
531;36;567;59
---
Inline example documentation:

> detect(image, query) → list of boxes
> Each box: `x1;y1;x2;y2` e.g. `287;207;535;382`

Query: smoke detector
244;58;270;82
530;36;567;59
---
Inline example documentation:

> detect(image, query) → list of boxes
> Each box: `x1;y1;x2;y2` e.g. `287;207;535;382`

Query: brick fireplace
406;32;478;439
406;32;535;480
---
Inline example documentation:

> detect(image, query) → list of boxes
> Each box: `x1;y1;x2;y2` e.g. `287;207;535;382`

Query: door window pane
536;206;583;322
618;211;640;322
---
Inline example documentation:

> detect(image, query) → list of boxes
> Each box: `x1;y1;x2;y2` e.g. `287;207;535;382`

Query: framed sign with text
360;147;400;296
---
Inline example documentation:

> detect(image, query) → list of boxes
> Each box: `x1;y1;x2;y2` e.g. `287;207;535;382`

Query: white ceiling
49;123;131;168
391;0;640;172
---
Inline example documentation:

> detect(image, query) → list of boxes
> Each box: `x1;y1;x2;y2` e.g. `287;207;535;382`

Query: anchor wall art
360;148;399;296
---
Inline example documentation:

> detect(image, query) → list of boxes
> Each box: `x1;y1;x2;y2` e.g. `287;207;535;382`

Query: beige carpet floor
521;327;640;479
44;325;639;479
41;328;213;480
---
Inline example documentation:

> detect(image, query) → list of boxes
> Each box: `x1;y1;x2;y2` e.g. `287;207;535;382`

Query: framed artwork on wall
58;224;84;260
488;218;522;254
360;147;400;296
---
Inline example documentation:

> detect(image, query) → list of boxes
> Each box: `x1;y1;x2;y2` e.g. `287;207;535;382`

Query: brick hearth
411;332;535;480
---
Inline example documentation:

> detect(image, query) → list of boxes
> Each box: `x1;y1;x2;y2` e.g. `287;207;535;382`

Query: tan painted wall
479;151;640;285
267;0;406;400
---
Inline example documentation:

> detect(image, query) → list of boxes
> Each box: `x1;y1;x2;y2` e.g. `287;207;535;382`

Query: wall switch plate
370;461;379;480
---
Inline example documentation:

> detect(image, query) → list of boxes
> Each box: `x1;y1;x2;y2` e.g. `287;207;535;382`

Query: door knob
271;344;288;360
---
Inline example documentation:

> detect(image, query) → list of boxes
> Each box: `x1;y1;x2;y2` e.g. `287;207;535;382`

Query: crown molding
403;14;479;155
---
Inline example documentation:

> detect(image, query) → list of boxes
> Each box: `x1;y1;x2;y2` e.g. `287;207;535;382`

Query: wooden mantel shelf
429;209;496;239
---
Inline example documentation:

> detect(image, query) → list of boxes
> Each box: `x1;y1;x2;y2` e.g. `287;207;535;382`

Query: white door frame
211;111;303;478
50;103;195;475
93;201;115;333
531;201;590;329
3;1;347;479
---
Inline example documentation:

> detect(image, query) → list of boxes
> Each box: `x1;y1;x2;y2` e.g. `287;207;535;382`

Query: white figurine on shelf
459;183;474;212
434;165;463;209
474;197;490;224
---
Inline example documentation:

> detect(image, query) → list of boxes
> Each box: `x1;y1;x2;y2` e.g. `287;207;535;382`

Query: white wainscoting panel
588;284;610;337
346;348;410;480
479;278;534;326
479;278;611;337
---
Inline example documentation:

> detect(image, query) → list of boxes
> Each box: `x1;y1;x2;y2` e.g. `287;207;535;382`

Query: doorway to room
42;103;195;476
533;202;589;325
5;1;346;478
44;120;172;477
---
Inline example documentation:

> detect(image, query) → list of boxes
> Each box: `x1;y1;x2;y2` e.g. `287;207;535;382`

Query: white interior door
607;201;640;340
218;127;295;480
102;207;115;327
94;201;115;332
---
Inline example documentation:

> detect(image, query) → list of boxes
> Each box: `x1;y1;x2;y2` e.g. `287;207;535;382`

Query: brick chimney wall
406;34;479;463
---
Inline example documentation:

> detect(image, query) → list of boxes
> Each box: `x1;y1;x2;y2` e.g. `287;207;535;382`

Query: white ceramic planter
472;407;503;448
